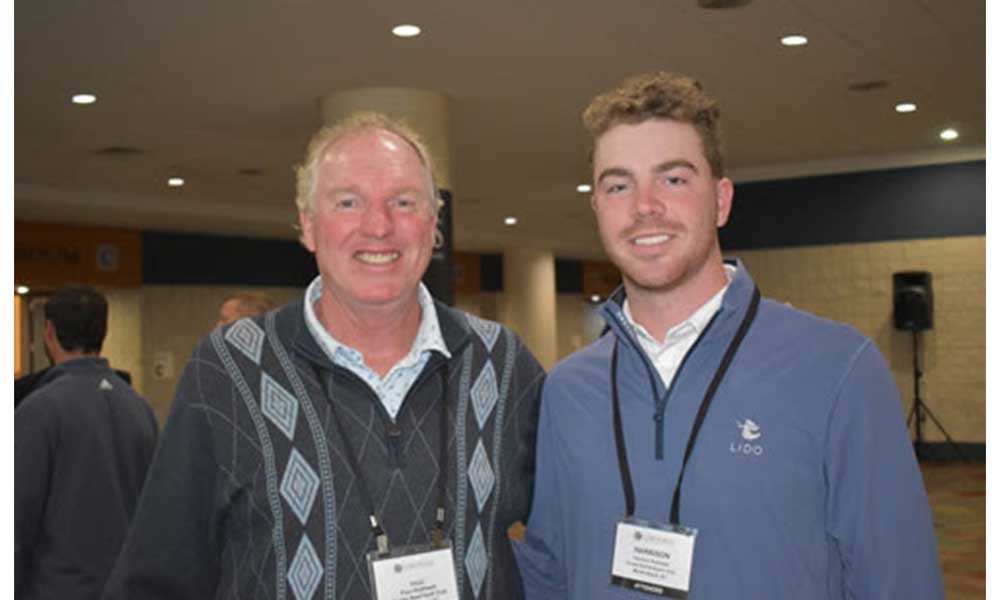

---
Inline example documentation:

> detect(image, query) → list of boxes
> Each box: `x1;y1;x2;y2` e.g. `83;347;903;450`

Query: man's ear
43;320;60;355
715;177;734;227
298;211;316;252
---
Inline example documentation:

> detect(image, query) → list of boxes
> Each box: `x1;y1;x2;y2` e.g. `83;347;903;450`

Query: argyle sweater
103;299;544;599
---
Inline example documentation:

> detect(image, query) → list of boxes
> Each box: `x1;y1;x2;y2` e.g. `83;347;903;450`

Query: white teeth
633;234;671;246
356;251;400;264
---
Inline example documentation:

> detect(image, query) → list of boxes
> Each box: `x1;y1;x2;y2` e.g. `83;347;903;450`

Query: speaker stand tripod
905;330;968;462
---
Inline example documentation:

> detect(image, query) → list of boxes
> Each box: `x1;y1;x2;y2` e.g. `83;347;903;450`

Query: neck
315;291;423;377
52;350;97;366
624;261;728;341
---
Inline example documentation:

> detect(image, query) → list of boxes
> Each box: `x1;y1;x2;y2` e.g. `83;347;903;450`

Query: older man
516;72;943;599
104;112;544;599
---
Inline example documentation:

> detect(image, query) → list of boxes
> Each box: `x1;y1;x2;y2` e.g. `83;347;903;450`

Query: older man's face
299;129;436;313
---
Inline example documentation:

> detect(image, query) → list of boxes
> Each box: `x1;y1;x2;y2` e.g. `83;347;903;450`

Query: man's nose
361;202;393;236
632;183;665;217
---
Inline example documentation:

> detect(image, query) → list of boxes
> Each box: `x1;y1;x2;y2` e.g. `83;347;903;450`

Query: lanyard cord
326;365;450;556
612;287;760;523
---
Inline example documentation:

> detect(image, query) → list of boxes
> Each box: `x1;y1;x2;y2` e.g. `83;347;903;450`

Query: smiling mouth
355;251;400;265
632;234;672;246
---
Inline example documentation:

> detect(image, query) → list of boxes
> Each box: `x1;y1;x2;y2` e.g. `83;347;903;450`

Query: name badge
367;541;460;600
610;518;697;598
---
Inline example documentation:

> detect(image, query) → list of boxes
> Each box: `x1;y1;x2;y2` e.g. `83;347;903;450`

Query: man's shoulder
756;297;871;350
204;299;304;358
433;302;513;350
544;334;613;394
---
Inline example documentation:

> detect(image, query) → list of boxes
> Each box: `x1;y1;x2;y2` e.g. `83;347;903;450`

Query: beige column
499;248;558;370
319;88;452;189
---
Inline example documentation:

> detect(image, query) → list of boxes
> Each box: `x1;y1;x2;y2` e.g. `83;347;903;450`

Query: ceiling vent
238;168;264;176
848;80;890;92
95;146;144;156
697;0;753;8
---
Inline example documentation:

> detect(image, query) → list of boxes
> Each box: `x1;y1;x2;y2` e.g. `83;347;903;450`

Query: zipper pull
387;423;403;468
653;412;665;460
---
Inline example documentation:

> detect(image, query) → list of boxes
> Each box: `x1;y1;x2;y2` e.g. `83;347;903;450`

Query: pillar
499;248;558;370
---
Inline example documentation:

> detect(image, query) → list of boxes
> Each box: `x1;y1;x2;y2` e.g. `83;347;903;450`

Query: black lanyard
326;368;450;555
612;287;760;525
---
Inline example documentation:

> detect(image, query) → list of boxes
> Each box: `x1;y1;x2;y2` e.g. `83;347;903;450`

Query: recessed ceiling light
167;177;185;187
16;286;29;295
504;216;518;226
780;35;808;47
577;184;592;193
589;294;601;303
939;128;959;141
392;24;421;38
71;94;97;105
847;80;889;93
895;102;917;114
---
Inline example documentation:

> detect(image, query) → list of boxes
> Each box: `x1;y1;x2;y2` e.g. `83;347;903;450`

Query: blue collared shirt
303;276;451;421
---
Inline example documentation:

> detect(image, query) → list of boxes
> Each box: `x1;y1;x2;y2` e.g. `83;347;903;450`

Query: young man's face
298;129;437;313
591;118;733;298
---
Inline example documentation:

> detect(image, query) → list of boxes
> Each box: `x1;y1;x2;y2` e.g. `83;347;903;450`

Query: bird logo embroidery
737;419;762;441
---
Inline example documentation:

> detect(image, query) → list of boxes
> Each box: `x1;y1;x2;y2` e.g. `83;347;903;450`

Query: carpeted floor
922;461;986;599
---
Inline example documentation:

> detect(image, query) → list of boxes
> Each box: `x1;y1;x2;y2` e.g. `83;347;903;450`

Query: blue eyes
330;197;419;211
601;176;687;195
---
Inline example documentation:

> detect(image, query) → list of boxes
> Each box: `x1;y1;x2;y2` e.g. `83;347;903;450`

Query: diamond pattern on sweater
261;373;299;440
465;315;500;352
470;363;498;430
468;439;495;514
225;318;265;365
281;449;320;526
287;535;323;600
465;523;488;598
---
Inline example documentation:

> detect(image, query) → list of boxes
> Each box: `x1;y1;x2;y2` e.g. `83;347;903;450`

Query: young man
103;112;544;599
516;72;943;599
15;286;158;599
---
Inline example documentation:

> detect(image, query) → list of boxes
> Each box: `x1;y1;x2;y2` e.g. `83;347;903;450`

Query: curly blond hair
582;72;725;178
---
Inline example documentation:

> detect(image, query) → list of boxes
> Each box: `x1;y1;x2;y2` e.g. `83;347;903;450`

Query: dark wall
722;161;985;251
142;231;317;286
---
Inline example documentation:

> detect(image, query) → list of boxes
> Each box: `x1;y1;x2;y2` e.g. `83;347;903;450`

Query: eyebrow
597;159;699;185
653;159;698;174
595;167;634;185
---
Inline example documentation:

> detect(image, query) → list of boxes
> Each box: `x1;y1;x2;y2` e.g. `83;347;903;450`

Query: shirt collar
302;276;451;366
622;263;736;347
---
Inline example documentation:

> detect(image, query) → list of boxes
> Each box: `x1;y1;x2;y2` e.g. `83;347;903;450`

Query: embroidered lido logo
730;419;765;456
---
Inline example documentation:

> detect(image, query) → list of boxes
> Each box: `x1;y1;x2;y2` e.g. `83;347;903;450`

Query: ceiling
15;0;985;261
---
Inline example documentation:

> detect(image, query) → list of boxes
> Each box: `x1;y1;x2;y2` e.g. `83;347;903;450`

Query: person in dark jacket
15;286;159;599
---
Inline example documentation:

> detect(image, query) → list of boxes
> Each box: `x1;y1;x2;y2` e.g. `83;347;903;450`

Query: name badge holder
611;516;697;598
367;537;460;600
608;288;759;598
323;365;459;600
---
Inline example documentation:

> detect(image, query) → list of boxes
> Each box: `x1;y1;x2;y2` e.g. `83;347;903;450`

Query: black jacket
15;358;158;599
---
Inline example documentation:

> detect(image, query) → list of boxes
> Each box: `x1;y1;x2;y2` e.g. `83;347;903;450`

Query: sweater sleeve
500;335;546;529
824;340;944;599
513;378;569;600
14;398;54;597
102;349;225;599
